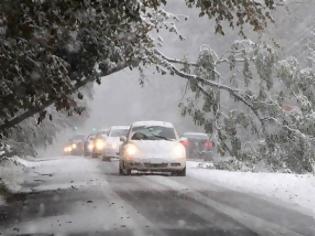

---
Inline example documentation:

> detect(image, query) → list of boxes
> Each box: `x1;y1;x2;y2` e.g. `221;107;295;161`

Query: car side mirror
120;136;127;142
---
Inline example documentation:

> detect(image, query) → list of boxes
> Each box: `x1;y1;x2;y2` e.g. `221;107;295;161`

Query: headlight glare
64;146;72;153
95;139;106;150
173;144;186;158
87;142;94;151
125;144;138;157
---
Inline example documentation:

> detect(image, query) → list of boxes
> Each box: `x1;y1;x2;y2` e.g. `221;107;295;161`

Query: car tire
119;162;124;175
125;169;132;176
177;167;186;176
119;161;131;176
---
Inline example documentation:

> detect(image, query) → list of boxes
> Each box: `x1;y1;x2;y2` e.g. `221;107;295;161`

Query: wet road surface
0;156;314;236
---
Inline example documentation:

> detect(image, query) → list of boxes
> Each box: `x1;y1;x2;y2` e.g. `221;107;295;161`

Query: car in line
83;132;98;157
103;126;129;159
119;121;186;176
63;134;86;156
180;132;214;160
89;129;109;159
91;126;129;161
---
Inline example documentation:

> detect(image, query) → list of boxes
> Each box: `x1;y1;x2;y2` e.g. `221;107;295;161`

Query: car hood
131;140;178;156
106;137;120;144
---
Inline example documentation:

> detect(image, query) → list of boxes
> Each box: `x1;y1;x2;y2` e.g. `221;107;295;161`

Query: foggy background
39;0;315;156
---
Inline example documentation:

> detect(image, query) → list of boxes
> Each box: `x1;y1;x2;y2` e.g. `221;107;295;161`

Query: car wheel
119;161;124;175
119;161;131;175
177;167;186;176
102;156;111;162
125;169;132;175
123;161;132;175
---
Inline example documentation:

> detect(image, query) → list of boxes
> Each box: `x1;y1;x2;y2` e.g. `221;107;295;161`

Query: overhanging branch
166;62;266;133
0;62;127;133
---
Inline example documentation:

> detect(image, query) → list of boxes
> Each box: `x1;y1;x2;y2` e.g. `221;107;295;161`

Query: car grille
144;163;168;168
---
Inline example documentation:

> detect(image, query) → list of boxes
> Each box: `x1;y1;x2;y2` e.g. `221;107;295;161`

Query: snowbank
0;156;35;195
188;161;315;217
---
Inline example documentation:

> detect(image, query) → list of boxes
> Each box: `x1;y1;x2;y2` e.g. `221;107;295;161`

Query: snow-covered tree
155;39;315;173
0;83;93;160
0;0;278;136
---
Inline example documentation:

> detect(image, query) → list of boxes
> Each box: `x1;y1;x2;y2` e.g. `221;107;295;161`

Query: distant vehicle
119;121;186;176
180;132;214;160
83;133;98;157
91;126;129;160
63;134;86;156
90;129;110;159
103;126;129;160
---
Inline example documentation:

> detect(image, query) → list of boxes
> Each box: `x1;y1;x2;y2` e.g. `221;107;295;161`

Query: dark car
63;134;86;156
180;132;214;160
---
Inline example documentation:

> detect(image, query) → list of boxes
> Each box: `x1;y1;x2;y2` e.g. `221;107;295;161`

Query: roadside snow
188;161;315;218
0;156;34;194
11;156;39;168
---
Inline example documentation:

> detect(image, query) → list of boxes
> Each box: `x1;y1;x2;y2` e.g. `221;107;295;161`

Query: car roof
132;120;174;128
182;132;208;136
110;126;130;130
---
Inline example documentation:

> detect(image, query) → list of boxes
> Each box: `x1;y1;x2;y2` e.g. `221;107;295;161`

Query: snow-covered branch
161;59;266;132
262;116;315;141
0;62;128;133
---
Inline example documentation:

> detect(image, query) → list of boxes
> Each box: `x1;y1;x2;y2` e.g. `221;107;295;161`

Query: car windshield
131;126;176;140
110;129;129;137
183;133;209;140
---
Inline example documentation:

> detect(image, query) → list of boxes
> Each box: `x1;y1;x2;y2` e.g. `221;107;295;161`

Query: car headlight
125;144;138;157
173;144;186;159
64;146;72;153
71;143;77;149
95;139;106;151
87;142;94;151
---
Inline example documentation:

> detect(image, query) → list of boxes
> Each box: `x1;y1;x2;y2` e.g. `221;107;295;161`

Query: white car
119;121;186;176
103;126;129;159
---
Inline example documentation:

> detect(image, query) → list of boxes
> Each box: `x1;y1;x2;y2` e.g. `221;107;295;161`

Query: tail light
180;139;190;148
204;140;214;150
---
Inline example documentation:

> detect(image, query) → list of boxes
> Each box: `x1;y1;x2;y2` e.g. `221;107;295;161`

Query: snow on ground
0;156;40;197
2;156;315;220
188;161;315;218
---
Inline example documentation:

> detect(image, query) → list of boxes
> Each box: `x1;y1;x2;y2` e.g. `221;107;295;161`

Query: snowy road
0;156;315;236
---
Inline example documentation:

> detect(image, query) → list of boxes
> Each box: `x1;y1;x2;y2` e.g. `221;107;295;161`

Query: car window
130;126;176;140
183;134;209;140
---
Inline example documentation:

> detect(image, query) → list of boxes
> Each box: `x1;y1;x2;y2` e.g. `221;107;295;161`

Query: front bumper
123;158;186;171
